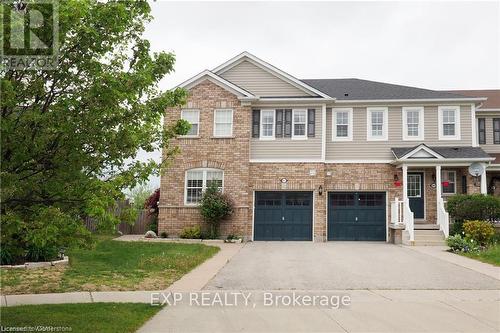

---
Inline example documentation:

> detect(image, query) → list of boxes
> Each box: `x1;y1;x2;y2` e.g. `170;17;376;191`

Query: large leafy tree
0;0;188;262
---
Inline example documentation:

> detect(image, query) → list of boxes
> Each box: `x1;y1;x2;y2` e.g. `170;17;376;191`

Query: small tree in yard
199;183;234;239
144;189;160;234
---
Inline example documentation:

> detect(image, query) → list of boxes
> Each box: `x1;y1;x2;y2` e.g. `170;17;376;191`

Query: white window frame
441;170;457;195
402;106;425;141
366;107;388;141
332;108;353;141
438;106;461;140
213;109;233;137
180;109;200;137
184;168;224;205
292;109;308;140
260;109;275;140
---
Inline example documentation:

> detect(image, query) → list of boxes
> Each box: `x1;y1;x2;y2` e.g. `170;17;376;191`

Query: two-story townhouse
160;52;494;245
446;90;500;196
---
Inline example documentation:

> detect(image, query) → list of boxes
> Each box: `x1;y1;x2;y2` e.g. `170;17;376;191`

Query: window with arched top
185;168;224;205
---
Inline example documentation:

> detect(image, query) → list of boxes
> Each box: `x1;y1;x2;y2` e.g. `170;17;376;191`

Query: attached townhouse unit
159;52;499;245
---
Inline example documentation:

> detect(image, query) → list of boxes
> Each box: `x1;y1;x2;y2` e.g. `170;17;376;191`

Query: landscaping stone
144;230;157;238
1;256;69;270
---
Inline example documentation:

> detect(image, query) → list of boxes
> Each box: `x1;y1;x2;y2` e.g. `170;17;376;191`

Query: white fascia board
212;52;333;99
476;108;500;112
393;157;495;166
325;160;394;164
257;97;335;102
177;70;255;98
249;158;323;163
335;97;487;104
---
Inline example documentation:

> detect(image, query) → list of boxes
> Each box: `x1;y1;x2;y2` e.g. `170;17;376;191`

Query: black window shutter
494;119;500;144
307;109;315;137
284;109;292;137
275;109;283;138
478;118;486;144
252;110;260;138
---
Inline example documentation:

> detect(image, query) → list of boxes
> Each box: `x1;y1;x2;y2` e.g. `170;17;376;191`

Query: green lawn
1;237;219;294
0;303;162;333
462;244;500;266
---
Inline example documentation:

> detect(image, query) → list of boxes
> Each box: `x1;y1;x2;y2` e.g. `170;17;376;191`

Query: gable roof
177;70;256;99
445;90;500;110
213;52;332;99
302;78;486;102
392;144;491;160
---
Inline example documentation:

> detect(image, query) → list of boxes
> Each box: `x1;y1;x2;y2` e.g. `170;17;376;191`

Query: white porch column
481;164;487;194
402;165;408;203
436;165;442;205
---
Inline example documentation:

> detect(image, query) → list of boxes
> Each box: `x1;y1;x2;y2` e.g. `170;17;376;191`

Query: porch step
402;229;446;246
414;224;440;230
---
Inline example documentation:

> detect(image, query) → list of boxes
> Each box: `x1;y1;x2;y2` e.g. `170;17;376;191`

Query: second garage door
254;191;313;241
328;192;386;241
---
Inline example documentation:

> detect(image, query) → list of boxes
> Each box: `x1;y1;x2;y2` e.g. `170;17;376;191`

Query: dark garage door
328;192;386;241
254;191;313;241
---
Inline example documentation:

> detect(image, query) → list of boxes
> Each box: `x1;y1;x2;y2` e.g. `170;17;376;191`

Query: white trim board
177;70;255;98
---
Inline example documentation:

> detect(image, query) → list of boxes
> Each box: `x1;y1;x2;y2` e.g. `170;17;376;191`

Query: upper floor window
332;108;352;141
478;118;486;144
438;106;460;140
260;110;275;139
252;108;316;140
441;170;456;195
185;168;223;205
367;107;388;141
292;109;307;139
494;118;500;144
402;107;424;140
213;109;233;137
181;109;200;137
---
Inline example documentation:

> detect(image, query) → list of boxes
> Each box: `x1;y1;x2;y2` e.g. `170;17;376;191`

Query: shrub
179;225;201;239
199;183;234;239
144;189;160;234
1;207;93;264
447;194;500;227
463;220;495;246
446;234;479;253
160;231;168;238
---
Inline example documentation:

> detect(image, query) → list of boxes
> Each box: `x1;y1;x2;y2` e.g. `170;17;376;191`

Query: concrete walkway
1;239;244;307
406;245;500;280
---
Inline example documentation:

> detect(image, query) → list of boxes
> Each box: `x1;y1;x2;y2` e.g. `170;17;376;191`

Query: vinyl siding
220;60;312;97
326;105;473;160
250;108;322;160
477;114;500;154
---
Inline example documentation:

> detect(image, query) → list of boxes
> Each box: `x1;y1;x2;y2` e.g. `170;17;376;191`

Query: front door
407;172;424;219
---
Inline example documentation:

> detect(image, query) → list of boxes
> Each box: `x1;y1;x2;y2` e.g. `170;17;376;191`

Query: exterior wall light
318;185;323;196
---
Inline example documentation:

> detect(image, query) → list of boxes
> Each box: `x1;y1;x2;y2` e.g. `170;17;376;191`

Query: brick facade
158;79;484;242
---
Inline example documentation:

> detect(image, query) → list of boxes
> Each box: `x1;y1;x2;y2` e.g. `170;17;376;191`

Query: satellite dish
468;163;485;177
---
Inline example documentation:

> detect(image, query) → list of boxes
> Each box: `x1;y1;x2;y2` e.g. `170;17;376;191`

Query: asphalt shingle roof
301;78;469;101
391;145;491;159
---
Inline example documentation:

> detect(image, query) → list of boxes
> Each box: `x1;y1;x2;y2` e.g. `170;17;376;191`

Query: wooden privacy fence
83;200;153;234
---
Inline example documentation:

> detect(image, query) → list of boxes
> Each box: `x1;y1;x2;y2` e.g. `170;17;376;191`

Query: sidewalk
1;239;244;307
405;245;500;280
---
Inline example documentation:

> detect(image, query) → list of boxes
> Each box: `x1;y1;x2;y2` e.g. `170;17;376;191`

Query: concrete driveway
205;242;500;290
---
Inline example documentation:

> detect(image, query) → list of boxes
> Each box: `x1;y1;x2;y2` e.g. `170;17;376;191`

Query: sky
139;0;500;189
